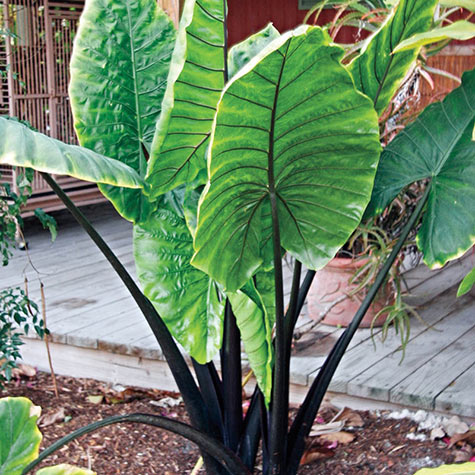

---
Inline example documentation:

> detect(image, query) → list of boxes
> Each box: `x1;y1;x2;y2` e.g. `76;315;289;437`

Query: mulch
2;371;471;474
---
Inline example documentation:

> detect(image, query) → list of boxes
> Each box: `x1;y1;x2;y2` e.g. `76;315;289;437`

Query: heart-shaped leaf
0;397;42;475
192;26;380;292
366;67;475;269
348;0;438;115
0;118;143;189
134;191;224;363
147;0;228;198
70;0;176;222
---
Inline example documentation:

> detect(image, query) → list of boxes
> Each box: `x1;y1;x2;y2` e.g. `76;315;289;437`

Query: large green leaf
70;0;175;223
36;465;96;475
192;26;381;292
228;279;274;403
146;0;228;198
393;21;475;52
228;23;281;79
348;0;438;115
0;397;41;475
134;191;224;363
366;68;475;268
0;118;143;189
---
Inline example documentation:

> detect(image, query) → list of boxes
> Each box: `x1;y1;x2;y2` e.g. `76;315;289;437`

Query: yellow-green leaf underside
0;118;144;189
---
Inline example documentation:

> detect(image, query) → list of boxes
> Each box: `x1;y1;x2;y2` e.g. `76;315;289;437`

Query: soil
2;371;471;475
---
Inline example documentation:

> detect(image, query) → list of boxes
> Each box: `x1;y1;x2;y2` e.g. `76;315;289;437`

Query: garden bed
2;371;471;474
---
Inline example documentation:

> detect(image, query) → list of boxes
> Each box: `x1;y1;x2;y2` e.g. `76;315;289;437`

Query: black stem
259;388;270;474
268;42;291;475
40;174;212;451
268;189;286;474
270;259;302;472
284;260;302;354
192;359;225;441
289;270;316;339
240;261;309;472
286;185;431;475
22;413;250;475
238;386;262;470
221;300;243;451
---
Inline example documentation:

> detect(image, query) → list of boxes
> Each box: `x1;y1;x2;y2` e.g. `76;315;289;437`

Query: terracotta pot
307;257;393;328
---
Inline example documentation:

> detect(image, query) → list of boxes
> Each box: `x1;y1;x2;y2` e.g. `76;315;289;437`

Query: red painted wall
227;1;474;46
227;0;361;45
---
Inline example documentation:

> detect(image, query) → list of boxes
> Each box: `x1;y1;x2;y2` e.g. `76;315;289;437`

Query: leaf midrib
268;42;291;199
126;0;146;177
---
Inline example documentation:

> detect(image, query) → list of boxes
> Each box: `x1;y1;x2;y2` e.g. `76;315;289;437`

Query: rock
444;416;469;437
430;427;446;441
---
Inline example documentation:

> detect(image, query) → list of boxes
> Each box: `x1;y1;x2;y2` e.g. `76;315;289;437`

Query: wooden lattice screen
1;0;180;216
0;34;8;116
0;34;11;184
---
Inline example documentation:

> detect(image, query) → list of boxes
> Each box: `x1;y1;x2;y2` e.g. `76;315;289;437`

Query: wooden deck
3;203;475;418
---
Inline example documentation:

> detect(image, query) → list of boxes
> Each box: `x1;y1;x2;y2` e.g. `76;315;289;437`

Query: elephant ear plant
1;0;474;473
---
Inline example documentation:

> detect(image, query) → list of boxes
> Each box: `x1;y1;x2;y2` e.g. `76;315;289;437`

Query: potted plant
307;184;423;330
307;224;403;328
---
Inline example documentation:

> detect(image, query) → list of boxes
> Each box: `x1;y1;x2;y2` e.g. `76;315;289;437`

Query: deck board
326;289;474;394
66;303;144;349
346;295;475;401
390;324;475;409
403;256;474;306
51;297;137;344
289;326;375;386
435;364;475;416
292;285;466;389
3;202;474;417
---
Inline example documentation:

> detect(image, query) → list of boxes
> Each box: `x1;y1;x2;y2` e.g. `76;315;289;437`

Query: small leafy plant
0;287;45;387
0;0;474;473
1;166;34;264
0;163;53;389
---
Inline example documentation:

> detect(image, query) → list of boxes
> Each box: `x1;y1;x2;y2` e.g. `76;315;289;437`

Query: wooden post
159;0;180;27
43;0;58;139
